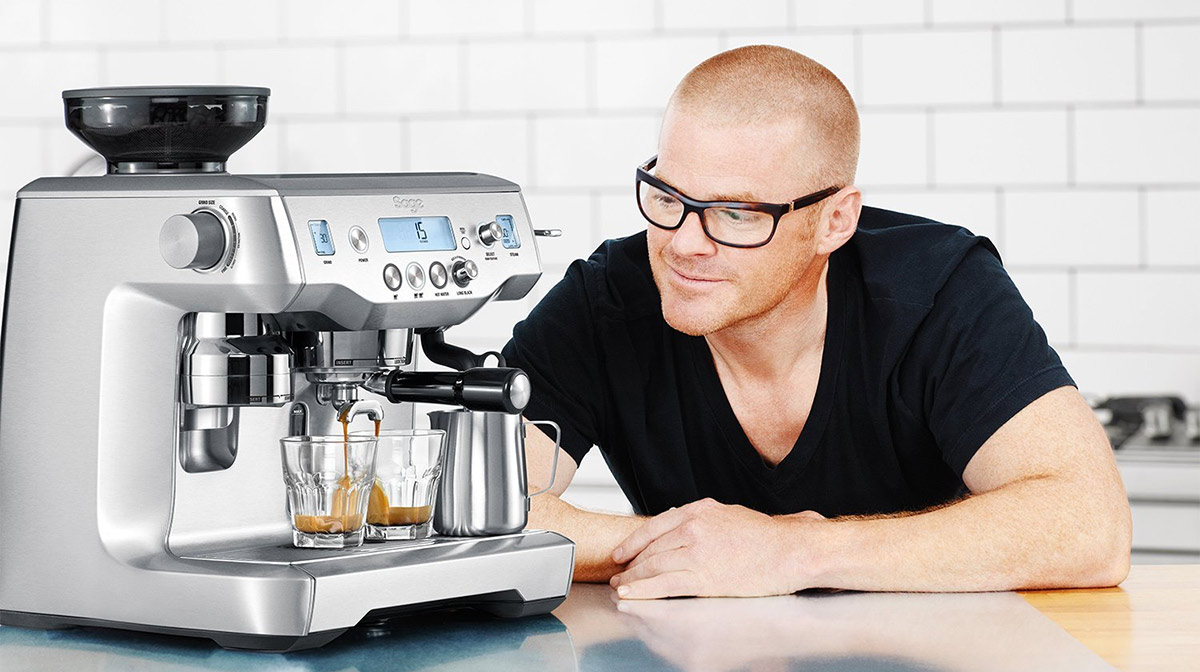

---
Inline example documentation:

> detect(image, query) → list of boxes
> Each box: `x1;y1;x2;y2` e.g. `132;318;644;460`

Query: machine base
0;591;565;652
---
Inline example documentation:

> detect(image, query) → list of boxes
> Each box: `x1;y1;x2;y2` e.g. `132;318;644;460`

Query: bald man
502;45;1131;598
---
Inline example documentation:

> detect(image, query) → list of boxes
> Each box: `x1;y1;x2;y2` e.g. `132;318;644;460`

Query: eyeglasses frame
635;155;841;248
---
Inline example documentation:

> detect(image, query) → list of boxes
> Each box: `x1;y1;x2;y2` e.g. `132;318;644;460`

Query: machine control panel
282;188;541;328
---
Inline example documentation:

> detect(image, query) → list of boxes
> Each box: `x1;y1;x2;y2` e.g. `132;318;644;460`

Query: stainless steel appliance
0;86;574;651
1093;395;1200;563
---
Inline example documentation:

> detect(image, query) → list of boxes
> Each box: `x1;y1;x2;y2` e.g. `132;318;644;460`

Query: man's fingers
615;569;698;600
612;504;692;564
620;526;690;575
612;547;692;588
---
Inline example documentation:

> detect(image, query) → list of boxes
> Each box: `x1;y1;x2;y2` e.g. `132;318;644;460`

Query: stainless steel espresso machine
0;86;575;651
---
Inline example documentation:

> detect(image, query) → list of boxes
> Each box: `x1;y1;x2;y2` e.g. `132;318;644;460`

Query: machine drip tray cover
182;532;533;566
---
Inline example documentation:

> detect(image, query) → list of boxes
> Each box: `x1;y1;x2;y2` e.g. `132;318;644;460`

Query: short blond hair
668;45;860;187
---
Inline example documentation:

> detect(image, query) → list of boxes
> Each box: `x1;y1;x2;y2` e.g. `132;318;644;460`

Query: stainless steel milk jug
429;410;560;536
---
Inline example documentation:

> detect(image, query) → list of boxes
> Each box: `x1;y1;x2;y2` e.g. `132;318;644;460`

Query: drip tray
181;532;530;566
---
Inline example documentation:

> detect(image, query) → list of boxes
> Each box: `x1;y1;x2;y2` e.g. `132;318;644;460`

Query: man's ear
815;186;861;256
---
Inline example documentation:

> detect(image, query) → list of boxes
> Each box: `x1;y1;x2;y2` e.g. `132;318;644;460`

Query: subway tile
860;30;993;106
224;47;339;116
1144;25;1200;101
1004;190;1139;267
595;36;723;110
934;110;1068;185
721;33;856;96
1071;0;1200;21
532;115;658;188
1075;271;1200;348
1059;350;1200;399
0;50;102;121
929;0;1068;23
0;1;42;46
530;0;655;33
104;48;221;87
856;111;927;187
1146;190;1200;266
344;44;460;114
790;0;925;27
596;191;646;241
521;191;599;266
408;118;529;184
408;0;525;37
165;0;282;42
282;0;402;40
1008;270;1071;345
465;40;588;112
0;125;45;198
864;191;999;242
228;123;282;174
46;0;161;44
281;120;404;173
661;0;789;30
1075;108;1200;184
1000;26;1136;103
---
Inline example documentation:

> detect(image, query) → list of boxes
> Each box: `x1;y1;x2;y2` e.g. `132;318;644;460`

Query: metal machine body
0;171;574;651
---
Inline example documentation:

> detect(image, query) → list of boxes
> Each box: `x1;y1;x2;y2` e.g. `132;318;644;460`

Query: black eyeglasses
635;155;841;248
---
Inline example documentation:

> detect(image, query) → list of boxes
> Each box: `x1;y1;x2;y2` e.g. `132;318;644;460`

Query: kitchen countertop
0;565;1193;671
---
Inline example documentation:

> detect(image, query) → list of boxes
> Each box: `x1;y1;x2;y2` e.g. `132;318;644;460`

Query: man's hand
609;498;821;599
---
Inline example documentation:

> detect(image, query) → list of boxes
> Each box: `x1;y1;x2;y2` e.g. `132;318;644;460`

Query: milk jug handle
524;419;561;498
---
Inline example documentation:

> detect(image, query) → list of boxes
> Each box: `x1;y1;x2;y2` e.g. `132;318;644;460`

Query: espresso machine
0;86;575;651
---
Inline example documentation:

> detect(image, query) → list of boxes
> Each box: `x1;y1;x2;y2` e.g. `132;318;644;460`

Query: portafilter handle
364;368;531;414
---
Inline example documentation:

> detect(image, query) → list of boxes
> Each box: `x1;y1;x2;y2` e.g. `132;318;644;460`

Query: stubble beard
650;244;811;338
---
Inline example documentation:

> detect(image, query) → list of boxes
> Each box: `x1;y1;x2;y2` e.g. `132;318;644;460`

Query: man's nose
669;212;718;256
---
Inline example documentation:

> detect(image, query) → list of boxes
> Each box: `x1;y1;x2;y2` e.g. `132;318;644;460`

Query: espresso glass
353;429;445;541
280;435;378;548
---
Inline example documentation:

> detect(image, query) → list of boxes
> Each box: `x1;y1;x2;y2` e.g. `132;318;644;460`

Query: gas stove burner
63;86;269;174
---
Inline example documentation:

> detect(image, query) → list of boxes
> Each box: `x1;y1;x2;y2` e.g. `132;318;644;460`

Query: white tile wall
2;3;1199;509
1075;108;1200;184
929;0;1067;24
0;1;42;46
860;30;994;106
1143;25;1200;101
661;0;789;30
1000;26;1137;104
933;110;1069;185
466;40;589;112
1146;190;1200;267
1003;190;1140;267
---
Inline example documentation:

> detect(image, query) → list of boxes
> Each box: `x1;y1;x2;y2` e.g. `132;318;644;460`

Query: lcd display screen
495;214;521;250
308;219;335;256
378;216;456;253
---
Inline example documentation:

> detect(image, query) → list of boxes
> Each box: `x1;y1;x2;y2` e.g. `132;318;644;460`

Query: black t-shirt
501;206;1075;517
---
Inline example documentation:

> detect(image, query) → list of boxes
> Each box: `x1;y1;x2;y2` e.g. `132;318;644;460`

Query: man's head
645;45;863;337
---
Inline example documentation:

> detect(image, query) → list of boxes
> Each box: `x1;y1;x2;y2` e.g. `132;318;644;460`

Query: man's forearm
529;493;645;582
795;475;1131;592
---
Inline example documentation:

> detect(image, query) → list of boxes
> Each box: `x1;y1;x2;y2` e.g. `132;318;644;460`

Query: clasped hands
609;498;827;599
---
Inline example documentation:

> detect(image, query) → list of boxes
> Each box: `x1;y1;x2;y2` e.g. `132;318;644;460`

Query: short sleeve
501;260;605;466
901;245;1076;477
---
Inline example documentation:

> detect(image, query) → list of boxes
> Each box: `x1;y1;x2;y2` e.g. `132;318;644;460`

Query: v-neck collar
687;252;847;487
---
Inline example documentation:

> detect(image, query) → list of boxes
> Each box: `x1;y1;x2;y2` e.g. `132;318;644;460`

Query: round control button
477;221;503;247
406;262;426;290
429;262;448;289
452;258;479;288
383;263;403;291
460;236;471;250
160;211;227;270
349;226;369;253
